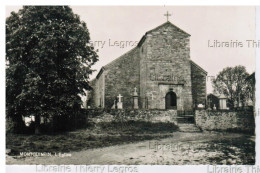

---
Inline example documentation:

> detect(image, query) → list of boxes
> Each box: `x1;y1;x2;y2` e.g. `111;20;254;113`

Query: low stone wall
86;109;178;124
195;110;255;133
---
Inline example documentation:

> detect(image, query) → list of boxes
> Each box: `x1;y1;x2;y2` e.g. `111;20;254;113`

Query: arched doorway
165;91;177;109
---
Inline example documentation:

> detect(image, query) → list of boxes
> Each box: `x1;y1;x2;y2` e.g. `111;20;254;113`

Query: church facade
89;22;207;111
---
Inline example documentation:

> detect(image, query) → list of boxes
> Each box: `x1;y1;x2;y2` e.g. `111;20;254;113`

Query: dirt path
6;132;255;165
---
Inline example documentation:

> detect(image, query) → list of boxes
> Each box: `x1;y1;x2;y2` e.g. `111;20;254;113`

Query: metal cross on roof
164;11;171;22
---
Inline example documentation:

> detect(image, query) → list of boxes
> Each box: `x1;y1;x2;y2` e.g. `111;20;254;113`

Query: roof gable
147;21;190;36
138;21;190;47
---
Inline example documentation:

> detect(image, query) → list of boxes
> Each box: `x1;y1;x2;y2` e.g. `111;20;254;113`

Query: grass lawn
6;121;179;156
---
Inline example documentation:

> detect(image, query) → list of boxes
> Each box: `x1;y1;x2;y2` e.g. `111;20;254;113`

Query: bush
6;118;15;134
6;118;28;134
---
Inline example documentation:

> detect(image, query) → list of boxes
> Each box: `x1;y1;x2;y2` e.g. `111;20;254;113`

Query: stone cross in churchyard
134;87;137;93
117;94;123;109
151;83;157;91
133;87;139;109
147;91;156;100
133;87;138;96
117;94;123;102
164;11;172;22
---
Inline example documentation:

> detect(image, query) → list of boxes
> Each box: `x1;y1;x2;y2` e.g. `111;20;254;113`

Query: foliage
6;6;98;132
212;66;250;108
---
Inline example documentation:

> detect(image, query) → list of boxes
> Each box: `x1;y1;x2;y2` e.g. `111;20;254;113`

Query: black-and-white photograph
5;6;256;166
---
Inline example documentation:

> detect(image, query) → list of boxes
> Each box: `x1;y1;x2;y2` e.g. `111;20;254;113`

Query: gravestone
111;100;116;109
213;104;216;110
198;104;204;109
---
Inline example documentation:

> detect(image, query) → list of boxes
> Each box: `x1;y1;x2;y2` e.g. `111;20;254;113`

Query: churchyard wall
195;110;255;134
87;109;178;124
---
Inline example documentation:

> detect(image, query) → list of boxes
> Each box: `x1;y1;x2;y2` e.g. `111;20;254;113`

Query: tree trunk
35;114;40;134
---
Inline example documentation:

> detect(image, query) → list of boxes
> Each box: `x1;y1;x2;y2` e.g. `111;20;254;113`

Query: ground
6;128;255;165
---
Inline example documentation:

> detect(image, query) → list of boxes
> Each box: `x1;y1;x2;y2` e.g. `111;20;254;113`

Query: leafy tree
245;72;255;103
6;6;98;133
212;66;250;109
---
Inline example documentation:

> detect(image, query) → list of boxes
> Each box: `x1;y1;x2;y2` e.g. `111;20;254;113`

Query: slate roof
190;60;207;75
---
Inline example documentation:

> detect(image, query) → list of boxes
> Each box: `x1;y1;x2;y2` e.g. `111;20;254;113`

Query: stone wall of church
91;73;106;108
104;48;141;109
90;22;207;111
191;62;207;108
139;23;193;111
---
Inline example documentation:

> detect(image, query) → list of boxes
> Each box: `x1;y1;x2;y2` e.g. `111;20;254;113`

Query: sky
5;6;256;93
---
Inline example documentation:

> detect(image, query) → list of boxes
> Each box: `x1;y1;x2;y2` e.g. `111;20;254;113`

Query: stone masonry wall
195;110;255;133
191;62;207;108
104;47;140;109
90;22;207;111
87;109;178;124
140;22;193;110
91;72;105;108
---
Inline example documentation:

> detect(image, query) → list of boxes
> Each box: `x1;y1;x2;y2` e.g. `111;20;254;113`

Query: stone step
177;117;194;123
177;114;194;117
178;123;201;133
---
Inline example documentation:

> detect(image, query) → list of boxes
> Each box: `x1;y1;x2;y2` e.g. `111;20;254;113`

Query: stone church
89;21;207;111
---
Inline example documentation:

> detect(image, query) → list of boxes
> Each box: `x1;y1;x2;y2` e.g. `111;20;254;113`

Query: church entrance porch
142;83;192;111
165;91;177;109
